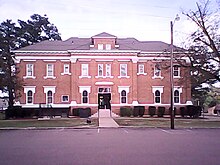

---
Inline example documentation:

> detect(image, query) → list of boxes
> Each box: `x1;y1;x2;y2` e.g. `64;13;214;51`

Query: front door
98;87;111;110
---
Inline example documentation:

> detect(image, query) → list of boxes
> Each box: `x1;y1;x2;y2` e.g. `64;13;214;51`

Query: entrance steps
91;109;119;118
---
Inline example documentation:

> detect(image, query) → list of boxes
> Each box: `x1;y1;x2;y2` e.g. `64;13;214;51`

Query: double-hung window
82;64;88;76
106;64;111;77
120;64;127;77
98;64;103;77
24;64;36;79
173;66;180;78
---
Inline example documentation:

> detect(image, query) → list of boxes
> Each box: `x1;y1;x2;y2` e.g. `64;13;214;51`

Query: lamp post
170;15;180;129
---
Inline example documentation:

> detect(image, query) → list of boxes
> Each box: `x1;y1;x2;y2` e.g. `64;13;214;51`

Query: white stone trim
118;86;130;93
79;86;91;93
95;82;114;85
152;86;164;93
43;86;56;93
24;86;36;94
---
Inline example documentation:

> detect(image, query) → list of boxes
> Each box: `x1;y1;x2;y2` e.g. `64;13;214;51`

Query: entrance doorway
98;87;111;110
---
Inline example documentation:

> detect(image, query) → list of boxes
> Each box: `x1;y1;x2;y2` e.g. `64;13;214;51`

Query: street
0;128;220;165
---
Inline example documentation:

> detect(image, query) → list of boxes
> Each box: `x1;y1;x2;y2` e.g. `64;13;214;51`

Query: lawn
114;117;220;128
0;118;98;128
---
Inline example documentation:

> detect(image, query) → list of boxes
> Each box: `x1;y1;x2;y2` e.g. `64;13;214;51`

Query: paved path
91;109;119;128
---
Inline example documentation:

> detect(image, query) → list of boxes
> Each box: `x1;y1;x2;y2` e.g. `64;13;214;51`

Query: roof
17;32;178;52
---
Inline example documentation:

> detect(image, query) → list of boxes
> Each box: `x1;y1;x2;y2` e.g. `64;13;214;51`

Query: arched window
82;90;88;103
27;90;33;104
155;90;161;103
121;90;127;103
174;90;180;103
47;90;53;104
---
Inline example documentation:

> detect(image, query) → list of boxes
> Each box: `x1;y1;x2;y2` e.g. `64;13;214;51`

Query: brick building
14;32;191;114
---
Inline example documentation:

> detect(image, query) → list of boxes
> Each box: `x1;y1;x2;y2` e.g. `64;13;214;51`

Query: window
98;44;103;50
106;64;111;77
138;64;144;74
27;90;33;104
62;95;69;102
98;64;103;77
81;64;88;76
121;90;127;103
173;66;180;77
82;90;88;103
120;64;127;77
155;90;161;103
47;90;53;104
64;64;70;74
106;44;111;50
47;64;54;77
174;90;180;103
27;64;34;77
154;63;161;77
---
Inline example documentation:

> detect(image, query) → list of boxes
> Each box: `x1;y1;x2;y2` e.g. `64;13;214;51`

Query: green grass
114;117;220;128
0;118;98;128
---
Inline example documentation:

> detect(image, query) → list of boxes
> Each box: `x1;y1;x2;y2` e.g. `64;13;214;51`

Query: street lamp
170;14;180;129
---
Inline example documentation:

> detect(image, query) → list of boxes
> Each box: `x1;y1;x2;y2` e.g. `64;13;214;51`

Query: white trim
79;86;91;93
43;60;57;62
23;60;36;62
44;76;56;79
79;76;91;79
24;86;36;94
95;82;114;85
23;76;36;79
95;59;114;62
43;86;56;93
118;59;130;62
152;86;164;93
118;86;130;93
61;95;69;102
118;76;130;78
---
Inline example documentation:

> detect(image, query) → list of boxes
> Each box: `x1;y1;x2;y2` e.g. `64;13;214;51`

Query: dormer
90;32;119;50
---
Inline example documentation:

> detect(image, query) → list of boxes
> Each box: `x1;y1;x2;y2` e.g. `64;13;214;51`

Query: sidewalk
91;109;119;128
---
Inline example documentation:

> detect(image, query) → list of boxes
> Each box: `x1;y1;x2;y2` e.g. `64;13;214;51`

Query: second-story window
154;63;161;77
98;64;103;77
120;64;127;77
64;64;70;74
173;65;180;77
47;64;54;77
106;64;111;77
138;64;144;74
82;64;88;76
26;64;34;77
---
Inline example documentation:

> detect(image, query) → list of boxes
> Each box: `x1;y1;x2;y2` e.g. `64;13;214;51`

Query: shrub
120;107;132;117
133;106;139;117
148;106;156;117
157;107;165;117
139;106;145;117
180;107;186;118
72;108;80;116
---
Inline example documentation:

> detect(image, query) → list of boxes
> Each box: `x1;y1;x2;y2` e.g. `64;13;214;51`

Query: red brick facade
14;32;191;114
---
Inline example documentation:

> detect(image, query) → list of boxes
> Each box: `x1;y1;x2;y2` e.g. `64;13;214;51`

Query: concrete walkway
91;109;119;128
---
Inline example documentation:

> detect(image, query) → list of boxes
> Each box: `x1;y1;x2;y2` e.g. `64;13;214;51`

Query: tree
182;0;220;106
183;0;220;89
0;14;61;109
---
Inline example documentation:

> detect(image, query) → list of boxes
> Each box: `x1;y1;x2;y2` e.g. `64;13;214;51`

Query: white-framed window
152;63;164;79
155;90;161;103
106;64;111;77
98;64;103;77
173;65;180;78
118;64;130;78
137;64;147;75
47;64;54;76
98;44;103;50
121;90;127;104
61;95;69;102
27;64;33;76
79;86;91;104
106;44;111;50
24;64;36;79
118;86;129;104
154;63;161;77
43;86;56;105
61;64;71;76
24;86;36;104
82;90;88;104
152;86;164;104
174;87;182;104
47;90;53;104
174;90;180;103
80;64;91;78
27;90;33;104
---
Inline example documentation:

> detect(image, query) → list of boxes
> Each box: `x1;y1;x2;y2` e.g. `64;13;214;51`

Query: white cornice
67;50;140;54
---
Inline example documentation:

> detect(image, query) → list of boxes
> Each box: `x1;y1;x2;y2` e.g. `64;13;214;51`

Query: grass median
0;118;98;128
114;117;220;128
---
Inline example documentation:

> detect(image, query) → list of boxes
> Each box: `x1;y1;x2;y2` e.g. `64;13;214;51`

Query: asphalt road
0;128;220;165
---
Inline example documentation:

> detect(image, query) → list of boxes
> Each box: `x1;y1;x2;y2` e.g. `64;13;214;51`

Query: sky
0;0;219;46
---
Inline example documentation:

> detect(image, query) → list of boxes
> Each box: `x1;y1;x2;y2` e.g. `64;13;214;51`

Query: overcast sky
0;0;219;45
